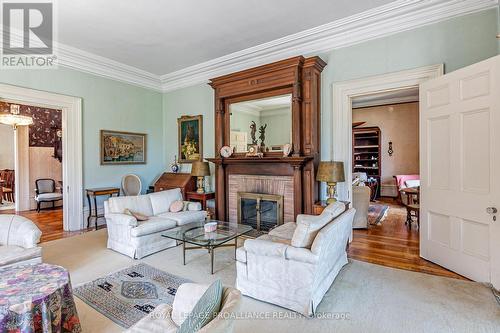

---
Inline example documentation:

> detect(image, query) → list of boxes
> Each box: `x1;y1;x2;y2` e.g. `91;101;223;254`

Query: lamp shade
191;161;210;176
316;161;345;182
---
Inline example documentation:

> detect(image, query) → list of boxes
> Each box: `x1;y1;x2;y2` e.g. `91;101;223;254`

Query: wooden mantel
208;56;326;221
206;156;313;166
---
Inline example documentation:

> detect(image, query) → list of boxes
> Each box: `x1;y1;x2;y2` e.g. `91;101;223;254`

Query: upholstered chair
352;185;370;228
236;202;355;316
35;178;63;212
122;174;142;196
0;214;42;268
126;284;241;333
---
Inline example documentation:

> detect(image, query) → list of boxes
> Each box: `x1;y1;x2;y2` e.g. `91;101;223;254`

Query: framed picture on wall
178;115;203;163
100;130;147;165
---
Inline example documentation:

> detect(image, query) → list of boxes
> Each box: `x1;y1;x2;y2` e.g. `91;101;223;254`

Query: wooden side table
185;191;215;210
86;187;120;230
312;200;351;215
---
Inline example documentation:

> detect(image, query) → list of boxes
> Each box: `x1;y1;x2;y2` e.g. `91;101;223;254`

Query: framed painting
100;130;147;165
178;115;203;163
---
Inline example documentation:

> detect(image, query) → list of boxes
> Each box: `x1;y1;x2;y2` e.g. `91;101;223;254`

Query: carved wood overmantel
207;56;326;221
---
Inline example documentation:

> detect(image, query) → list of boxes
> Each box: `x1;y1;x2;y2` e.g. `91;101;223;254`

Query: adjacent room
347;89;439;275
0;1;499;333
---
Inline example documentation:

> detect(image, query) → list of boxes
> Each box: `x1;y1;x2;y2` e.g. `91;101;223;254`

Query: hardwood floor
1;199;466;280
0;208;93;243
348;197;467;280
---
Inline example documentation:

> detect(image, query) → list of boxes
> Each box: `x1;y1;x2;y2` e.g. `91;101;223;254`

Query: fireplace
237;192;283;232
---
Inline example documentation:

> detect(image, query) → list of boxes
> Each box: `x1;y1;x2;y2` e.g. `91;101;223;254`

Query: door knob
486;207;498;214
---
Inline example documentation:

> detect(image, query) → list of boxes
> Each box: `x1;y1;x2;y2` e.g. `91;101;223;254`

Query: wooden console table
86;187;120;230
185;191;215;210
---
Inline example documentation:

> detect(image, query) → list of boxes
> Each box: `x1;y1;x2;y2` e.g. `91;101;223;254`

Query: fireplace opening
237;192;284;233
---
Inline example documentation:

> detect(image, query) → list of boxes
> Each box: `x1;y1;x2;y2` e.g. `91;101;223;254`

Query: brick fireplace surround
228;174;295;224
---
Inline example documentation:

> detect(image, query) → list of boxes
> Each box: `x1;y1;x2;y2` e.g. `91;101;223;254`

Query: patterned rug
73;263;190;328
368;203;389;225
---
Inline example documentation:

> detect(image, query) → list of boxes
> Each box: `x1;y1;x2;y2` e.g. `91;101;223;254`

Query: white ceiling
58;0;393;75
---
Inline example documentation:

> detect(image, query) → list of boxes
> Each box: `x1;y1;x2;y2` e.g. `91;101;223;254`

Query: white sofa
0;215;42;268
126;283;241;333
236;202;355;316
104;188;207;259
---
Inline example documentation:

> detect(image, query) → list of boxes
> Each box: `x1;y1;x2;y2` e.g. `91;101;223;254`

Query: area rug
73;263;190;328
368;203;389;225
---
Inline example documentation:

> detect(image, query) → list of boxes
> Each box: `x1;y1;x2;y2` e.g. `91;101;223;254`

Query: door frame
331;64;443;202
0;84;83;231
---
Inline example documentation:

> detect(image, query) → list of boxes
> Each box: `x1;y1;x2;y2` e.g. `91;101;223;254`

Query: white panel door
420;55;500;288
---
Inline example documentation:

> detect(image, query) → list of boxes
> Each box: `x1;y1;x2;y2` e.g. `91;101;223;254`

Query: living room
0;1;499;332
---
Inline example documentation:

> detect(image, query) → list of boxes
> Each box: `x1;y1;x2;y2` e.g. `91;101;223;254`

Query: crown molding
56;44;162;91
2;28;163;91
160;0;498;92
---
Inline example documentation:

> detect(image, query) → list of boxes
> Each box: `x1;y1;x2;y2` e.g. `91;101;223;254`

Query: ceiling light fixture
0;104;34;129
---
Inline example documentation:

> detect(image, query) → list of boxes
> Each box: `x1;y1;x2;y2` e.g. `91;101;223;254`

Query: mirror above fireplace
229;94;292;153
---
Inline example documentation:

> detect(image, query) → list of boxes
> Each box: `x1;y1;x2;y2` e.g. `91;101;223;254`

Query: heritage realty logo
1;0;57;68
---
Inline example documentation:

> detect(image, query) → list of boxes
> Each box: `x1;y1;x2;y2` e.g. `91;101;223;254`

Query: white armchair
0;215;42;268
236;202;355;316
126;283;241;333
352;185;370;228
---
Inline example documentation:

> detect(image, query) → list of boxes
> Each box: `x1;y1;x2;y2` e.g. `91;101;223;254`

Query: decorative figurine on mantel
259;124;267;148
250;121;258;145
170;155;180;173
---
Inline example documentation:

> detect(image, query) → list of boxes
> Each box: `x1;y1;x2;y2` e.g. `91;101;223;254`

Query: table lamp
191;161;210;193
317;161;345;204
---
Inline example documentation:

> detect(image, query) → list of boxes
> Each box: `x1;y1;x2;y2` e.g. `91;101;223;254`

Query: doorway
330;65;467;279
348;94;458;277
0;84;83;232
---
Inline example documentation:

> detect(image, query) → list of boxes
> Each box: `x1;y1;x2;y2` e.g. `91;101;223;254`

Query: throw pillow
170;200;184;213
186;202;202;211
177;280;223;333
123;209;149;221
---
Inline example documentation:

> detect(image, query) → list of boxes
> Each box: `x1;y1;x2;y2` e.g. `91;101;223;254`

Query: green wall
0;68;164;197
163;8;499;191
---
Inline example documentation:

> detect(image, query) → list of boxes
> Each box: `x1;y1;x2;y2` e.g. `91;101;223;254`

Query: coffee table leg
211;246;214;275
182;241;186;265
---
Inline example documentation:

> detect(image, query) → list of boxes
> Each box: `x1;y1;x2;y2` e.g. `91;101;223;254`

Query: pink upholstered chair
393;175;420;204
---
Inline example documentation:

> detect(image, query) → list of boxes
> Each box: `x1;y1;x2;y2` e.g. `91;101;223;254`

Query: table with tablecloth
0;263;81;332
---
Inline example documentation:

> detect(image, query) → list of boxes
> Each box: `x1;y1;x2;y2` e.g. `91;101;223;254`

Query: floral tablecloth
0;263;81;332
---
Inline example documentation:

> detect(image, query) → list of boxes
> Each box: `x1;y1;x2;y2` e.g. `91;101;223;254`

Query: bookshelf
353;126;381;197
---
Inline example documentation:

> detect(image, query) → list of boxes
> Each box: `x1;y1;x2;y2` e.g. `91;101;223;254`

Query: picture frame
100;130;147;165
178;115;203;163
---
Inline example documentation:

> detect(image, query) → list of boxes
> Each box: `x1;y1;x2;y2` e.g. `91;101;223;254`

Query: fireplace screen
237;192;284;232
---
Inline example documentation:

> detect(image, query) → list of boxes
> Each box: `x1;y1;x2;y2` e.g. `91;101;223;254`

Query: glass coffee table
162;220;253;274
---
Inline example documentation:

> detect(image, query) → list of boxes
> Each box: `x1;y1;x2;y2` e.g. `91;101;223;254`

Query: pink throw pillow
170;200;184;213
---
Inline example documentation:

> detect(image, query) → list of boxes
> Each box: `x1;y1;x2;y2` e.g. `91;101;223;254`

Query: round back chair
121;174;142;196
